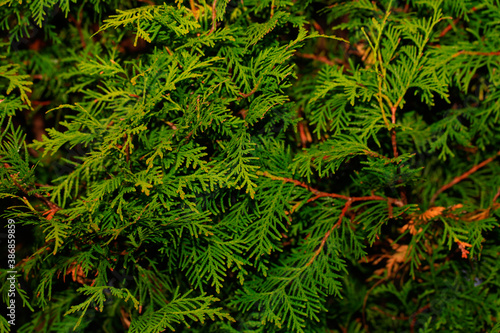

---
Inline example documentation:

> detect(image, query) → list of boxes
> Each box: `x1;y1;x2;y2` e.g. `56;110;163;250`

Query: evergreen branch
2;1;500;331
430;150;500;205
258;170;349;200
129;289;233;332
0;62;33;107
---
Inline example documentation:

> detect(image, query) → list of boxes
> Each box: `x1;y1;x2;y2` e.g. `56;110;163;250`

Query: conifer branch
2;1;500;331
430;150;500;205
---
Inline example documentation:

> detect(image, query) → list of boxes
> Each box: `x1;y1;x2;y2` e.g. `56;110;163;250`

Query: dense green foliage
1;0;500;332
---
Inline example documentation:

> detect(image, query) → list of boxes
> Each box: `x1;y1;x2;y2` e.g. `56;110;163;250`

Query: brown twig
438;7;478;39
3;162;61;216
410;304;431;333
184;129;194;141
371;306;409;320
362;277;387;331
259;171;391;202
390;106;399;158
259;171;403;266
68;12;86;49
306;198;352;266
438;18;460;38
492;187;500;204
238;82;259;98
306;226;335;266
124;134;132;164
390;129;398;158
295;52;335;66
430;151;500;205
209;0;217;35
189;0;199;19
336;198;353;228
452;50;500;58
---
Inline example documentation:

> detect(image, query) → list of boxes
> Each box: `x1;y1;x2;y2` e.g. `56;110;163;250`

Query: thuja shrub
1;0;500;332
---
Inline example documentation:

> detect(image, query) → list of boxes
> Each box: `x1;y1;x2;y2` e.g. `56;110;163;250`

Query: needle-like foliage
1;0;499;332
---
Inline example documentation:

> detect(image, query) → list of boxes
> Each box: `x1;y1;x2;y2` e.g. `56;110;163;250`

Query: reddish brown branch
452;50;500;58
438;7;478;39
371;306;409;320
260;171;403;266
209;0;217;35
31;100;51;106
306;199;353;266
261;171;368;201
312;21;324;34
390;129;398;158
410;304;431;333
493;187;500;204
184;129;194;141
306;226;334;266
390;106;398;158
439;18;460;38
362;277;387;331
295;52;335;66
430;151;500;205
124;134;132;164
3;162;61;215
68;13;86;49
238;83;259;98
260;171;400;204
336;199;352;228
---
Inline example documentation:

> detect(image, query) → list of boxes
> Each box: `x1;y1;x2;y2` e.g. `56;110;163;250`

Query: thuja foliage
1;0;500;332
